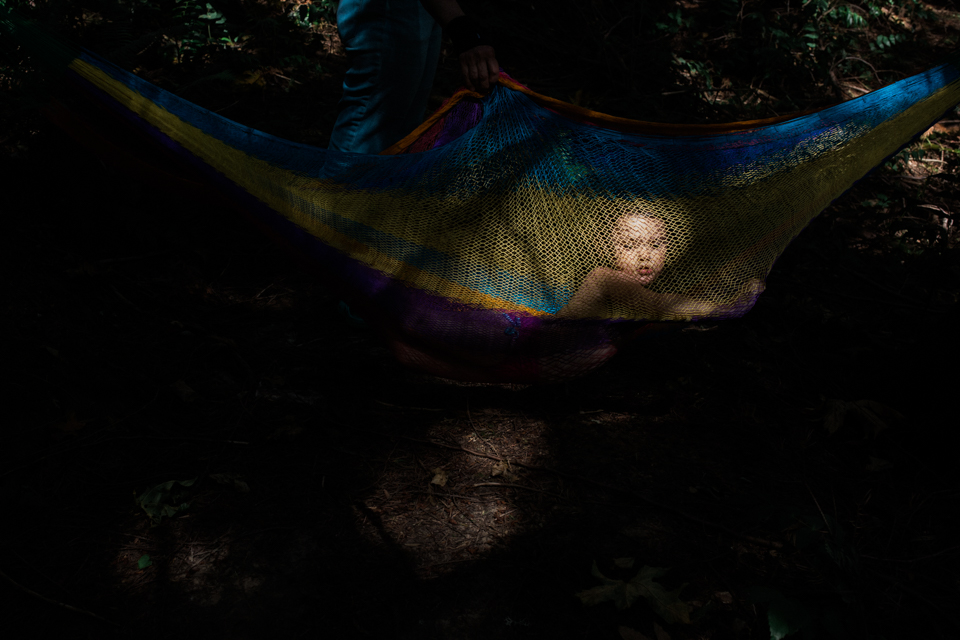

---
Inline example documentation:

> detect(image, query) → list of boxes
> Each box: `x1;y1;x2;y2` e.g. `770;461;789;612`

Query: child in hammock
557;209;763;320
389;208;762;382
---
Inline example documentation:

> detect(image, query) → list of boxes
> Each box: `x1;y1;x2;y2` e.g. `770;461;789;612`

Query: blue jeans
329;0;442;154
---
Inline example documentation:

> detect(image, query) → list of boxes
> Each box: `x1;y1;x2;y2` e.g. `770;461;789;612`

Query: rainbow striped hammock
5;13;960;382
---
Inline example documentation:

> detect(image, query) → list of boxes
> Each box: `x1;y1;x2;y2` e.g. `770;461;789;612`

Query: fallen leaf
136;478;197;524
236;69;266;86
430;468;448;487
576;562;692;624
137;554;152;569
577;561;638;609
490;460;519;481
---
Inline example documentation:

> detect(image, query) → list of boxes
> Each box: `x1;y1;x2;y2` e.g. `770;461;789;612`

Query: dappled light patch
347;412;557;576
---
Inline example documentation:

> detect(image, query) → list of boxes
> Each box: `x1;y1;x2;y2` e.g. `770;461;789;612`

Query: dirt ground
3;4;960;639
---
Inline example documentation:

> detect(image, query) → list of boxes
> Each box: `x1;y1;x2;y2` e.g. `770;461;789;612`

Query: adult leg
329;0;443;154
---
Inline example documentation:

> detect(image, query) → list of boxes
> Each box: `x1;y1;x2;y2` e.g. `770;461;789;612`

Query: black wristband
445;15;490;56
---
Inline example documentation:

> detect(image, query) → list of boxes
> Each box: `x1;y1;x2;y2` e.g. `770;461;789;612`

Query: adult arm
419;0;499;92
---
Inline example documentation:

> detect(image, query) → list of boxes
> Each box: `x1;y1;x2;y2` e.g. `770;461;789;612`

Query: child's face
612;214;667;286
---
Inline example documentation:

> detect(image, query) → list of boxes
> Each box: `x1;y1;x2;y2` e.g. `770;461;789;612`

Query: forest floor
3;2;960;639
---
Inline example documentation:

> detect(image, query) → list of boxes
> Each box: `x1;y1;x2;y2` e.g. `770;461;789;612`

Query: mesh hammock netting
5;11;960;382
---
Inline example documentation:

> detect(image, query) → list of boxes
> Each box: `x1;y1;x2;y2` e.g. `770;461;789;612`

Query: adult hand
459;45;499;92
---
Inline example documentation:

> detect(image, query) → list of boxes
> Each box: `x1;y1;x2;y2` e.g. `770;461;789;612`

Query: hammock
5;11;960;382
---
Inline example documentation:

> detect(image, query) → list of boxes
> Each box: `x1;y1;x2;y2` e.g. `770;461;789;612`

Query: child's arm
557;268;763;320
556;268;658;318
